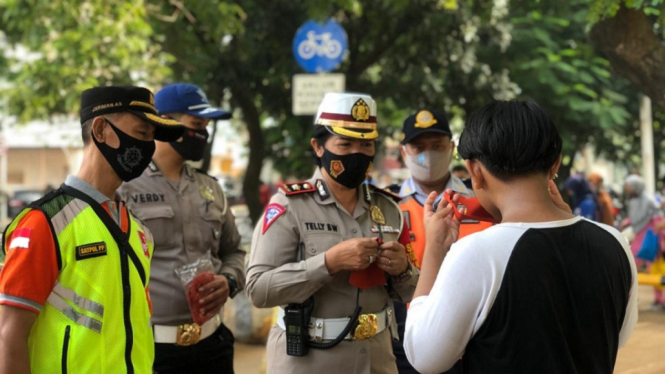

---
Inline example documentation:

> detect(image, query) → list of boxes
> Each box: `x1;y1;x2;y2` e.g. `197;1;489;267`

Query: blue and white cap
155;83;232;119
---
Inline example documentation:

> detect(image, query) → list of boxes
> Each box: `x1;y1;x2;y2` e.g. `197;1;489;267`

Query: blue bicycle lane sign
292;19;348;73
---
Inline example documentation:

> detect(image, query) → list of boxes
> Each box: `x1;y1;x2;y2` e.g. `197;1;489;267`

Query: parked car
8;189;43;219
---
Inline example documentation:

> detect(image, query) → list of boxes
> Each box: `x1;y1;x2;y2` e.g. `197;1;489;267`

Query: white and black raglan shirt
404;217;638;374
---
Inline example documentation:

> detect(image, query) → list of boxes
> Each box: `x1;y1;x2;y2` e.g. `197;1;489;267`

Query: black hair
452;165;468;173
457;100;562;182
311;125;332;167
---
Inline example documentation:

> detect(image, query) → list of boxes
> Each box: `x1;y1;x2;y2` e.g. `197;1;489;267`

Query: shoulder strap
60;184;147;286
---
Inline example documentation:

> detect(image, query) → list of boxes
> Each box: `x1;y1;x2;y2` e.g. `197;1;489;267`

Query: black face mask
321;148;374;189
170;128;209;161
93;119;156;182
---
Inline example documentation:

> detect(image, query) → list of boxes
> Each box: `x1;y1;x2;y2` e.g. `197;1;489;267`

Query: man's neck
493;179;575;223
414;172;450;197
321;168;359;215
76;155;122;201
153;144;184;181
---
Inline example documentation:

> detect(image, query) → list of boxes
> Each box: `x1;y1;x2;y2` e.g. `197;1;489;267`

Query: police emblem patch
262;203;286;234
351;99;371;122
199;185;215;202
414;110;437;128
330;160;345;178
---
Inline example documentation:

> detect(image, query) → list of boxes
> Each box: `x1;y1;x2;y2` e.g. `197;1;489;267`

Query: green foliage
0;0;172;122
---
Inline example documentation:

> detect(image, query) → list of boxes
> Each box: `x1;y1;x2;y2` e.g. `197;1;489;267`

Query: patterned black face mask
321;148;374;189
93;118;155;182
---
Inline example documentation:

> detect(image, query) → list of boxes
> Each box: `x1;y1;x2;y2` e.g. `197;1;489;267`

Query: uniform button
351;228;358;234
360;348;367;354
185;219;191;224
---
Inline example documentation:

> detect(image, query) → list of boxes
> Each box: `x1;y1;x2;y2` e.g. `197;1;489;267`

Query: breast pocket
303;232;344;258
200;204;224;252
133;205;175;248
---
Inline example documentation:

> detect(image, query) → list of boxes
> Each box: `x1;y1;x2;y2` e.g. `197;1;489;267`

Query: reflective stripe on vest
46;292;103;334
52;282;105;318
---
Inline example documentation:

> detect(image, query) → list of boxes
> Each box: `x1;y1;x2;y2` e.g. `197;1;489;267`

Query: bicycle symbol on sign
297;31;343;60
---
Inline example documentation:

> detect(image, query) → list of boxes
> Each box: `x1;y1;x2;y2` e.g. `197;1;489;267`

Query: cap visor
129;110;185;142
401;129;452;144
327;125;379;140
186;107;232;120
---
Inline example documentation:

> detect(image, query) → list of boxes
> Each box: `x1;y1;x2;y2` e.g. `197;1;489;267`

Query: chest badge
76;242;107;261
370;205;386;225
199;185;215;202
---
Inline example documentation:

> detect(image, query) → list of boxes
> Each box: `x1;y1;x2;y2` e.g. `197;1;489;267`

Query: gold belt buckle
176;323;201;346
352;314;378;340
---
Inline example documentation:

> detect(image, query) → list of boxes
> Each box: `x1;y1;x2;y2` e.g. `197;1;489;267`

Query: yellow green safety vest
4;188;154;373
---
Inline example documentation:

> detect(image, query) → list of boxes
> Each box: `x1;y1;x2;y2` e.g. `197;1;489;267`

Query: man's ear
549;154;563;180
399;145;406;159
91;117;108;143
466;159;484;191
311;138;324;158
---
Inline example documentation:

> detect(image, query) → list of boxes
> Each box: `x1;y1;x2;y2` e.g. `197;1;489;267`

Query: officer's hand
324;238;379;275
424;191;460;250
197;275;230;318
376;241;408;276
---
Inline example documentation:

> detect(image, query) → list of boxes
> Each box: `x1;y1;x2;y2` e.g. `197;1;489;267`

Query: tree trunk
231;84;265;225
589;5;665;109
200;120;218;173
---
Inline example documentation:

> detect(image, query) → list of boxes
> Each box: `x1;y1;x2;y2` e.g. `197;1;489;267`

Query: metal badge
315;179;329;200
370;205;386;225
199;185;215;202
176;323;201;346
352;314;378;340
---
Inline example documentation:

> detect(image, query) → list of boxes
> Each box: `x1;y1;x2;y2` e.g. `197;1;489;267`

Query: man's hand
376;241;409;276
197;275;230;319
424;190;461;251
324;238;380;275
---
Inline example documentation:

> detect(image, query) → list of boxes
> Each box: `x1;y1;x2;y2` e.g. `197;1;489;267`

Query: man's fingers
424;191;438;215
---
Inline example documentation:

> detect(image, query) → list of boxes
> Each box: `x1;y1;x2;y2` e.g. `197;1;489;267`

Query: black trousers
154;323;235;374
392;301;463;374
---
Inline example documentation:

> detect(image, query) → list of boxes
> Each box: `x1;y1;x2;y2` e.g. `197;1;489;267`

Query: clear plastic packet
175;252;216;325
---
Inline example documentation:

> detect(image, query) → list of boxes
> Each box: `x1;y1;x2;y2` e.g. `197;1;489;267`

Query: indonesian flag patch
138;231;150;259
9;228;32;250
262;203;286;234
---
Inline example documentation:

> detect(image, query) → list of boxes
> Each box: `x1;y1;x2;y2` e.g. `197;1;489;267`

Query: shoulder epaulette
279;182;316;196
195;169;218;181
369;184;402;203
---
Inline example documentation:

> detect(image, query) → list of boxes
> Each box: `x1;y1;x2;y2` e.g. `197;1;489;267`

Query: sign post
292;74;346;115
292;19;348;115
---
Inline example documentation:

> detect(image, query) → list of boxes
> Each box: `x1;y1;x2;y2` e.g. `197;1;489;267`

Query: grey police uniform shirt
119;162;245;326
247;168;419;374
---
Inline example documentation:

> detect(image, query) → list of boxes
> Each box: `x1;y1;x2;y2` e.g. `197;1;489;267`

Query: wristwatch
395;263;413;282
222;273;240;298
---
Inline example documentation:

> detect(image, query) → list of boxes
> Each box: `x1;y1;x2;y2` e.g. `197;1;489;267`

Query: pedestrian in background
621;174;665;311
588;172;616;227
565;175;600;221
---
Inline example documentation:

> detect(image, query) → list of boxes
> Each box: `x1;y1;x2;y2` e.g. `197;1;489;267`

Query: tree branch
589;5;665;108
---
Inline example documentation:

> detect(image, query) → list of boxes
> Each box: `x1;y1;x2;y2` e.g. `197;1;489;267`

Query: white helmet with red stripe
314;92;379;140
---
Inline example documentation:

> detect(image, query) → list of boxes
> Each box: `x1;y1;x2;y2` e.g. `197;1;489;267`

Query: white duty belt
153;312;223;346
277;306;393;341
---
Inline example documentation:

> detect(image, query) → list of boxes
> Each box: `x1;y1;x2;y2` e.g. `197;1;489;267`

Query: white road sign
292;74;346;115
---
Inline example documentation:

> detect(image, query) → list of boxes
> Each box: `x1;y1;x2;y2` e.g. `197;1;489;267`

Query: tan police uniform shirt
119;162;245;326
247;168;419;374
